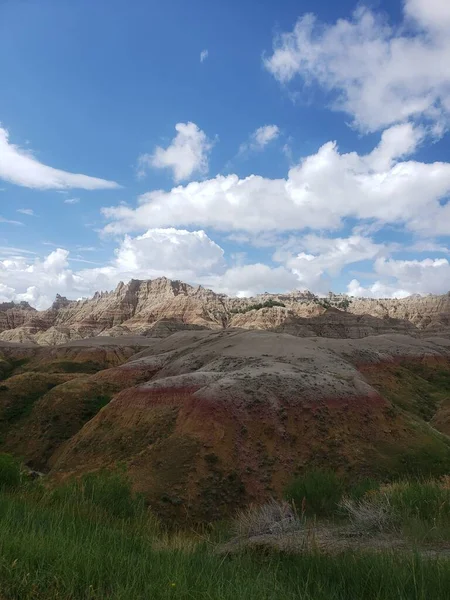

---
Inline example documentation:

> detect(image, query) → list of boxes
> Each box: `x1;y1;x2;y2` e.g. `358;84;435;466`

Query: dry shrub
439;475;450;490
339;495;398;535
232;499;301;538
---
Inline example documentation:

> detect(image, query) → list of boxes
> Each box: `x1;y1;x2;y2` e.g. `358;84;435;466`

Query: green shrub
395;444;450;478
0;453;21;489
347;478;380;501
284;469;344;516
51;470;145;519
230;300;286;315
52;360;103;374
383;480;450;522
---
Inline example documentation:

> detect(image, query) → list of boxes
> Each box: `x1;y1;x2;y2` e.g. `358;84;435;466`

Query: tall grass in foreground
0;483;449;599
1;465;450;599
284;469;379;516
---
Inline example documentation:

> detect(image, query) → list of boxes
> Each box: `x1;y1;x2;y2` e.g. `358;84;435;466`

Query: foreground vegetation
1;456;450;599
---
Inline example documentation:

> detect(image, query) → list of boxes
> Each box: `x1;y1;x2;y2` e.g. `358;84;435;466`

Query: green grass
230;300;286;315
0;485;450;600
0;453;21;490
386;480;450;521
1;463;450;599
284;469;345;516
41;360;104;374
48;469;146;519
368;362;450;422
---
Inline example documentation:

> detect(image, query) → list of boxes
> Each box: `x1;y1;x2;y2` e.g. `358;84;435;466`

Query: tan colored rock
0;278;448;345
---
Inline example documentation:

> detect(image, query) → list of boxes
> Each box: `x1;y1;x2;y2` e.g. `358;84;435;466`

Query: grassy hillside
1;457;450;599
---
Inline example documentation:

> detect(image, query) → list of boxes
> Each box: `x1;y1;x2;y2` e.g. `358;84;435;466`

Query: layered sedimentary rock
0;278;449;345
2;331;449;523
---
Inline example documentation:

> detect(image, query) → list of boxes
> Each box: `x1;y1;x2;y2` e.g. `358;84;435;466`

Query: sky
0;0;450;309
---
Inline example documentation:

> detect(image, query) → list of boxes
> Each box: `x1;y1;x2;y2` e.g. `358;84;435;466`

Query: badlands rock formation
1;278;449;345
1;331;450;522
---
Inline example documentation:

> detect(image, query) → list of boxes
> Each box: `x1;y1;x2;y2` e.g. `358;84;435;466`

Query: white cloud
277;234;387;293
348;257;450;298
103;123;450;237
264;0;450;132
239;124;280;154
209;264;299;297
17;208;34;216
64;197;80;204
0;230;225;309
1;228;449;309
0;246;36;256
252;125;280;148
0;126;120;190
113;228;225;277
405;0;450;31
137;122;214;183
200;49;209;63
0;216;24;226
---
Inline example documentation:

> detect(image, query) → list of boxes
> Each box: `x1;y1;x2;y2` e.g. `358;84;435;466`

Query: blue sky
0;0;449;308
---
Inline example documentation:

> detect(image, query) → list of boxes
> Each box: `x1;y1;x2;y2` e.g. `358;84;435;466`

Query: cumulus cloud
103;123;450;237
209;263;299;297
0;126;120;190
0;229;320;308
277;234;387;293
113;228;225;277
1;227;449;308
264;0;450;132
200;49;209;63
348;257;450;298
137;122;214;183
0;229;225;309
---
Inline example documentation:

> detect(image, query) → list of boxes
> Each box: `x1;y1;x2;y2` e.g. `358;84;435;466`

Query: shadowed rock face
2;330;449;523
1;277;449;345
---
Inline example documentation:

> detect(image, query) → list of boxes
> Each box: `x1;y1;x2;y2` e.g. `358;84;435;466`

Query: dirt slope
43;331;450;522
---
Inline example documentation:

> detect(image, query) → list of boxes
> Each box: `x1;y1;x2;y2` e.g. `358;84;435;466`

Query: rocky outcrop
349;293;450;334
0;278;448;345
0;301;36;333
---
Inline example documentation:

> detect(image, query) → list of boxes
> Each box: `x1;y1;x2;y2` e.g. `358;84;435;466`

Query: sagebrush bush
0;453;21;490
284;469;344;516
339;495;397;535
233;499;300;538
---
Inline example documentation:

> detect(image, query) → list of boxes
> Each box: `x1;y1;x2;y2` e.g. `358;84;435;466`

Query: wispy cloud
239;124;280;155
0;246;37;256
69;257;102;265
0;216;24;226
76;246;97;252
17;208;35;216
64;197;80;204
200;49;209;63
0;125;120;190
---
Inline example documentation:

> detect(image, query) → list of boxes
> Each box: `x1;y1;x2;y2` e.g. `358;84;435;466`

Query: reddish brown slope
49;331;450;522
